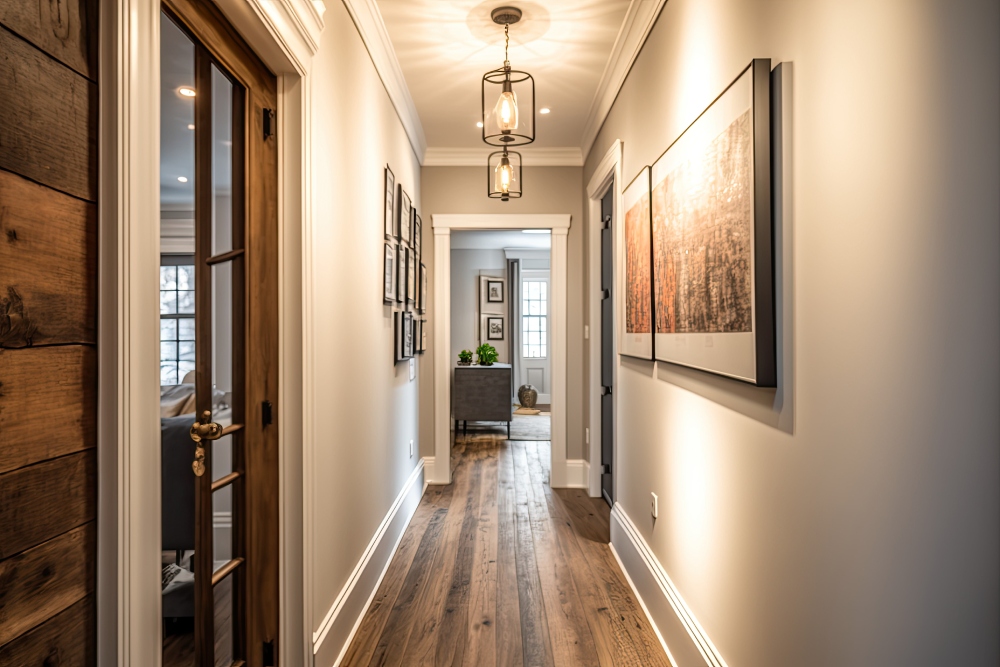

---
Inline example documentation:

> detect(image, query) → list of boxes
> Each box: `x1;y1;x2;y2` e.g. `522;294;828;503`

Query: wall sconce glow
177;176;188;183
178;87;196;97
539;107;551;115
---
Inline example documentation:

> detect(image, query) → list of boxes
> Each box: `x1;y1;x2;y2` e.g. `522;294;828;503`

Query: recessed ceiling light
539;107;551;115
177;176;188;183
476;121;484;128
522;229;551;234
187;124;195;130
178;87;196;97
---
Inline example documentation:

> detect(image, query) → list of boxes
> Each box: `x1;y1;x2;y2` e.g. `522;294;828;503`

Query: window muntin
160;260;196;385
522;280;547;358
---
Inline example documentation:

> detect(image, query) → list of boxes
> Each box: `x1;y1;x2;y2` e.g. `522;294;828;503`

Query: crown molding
422;146;584;167
341;0;427;162
580;0;667;160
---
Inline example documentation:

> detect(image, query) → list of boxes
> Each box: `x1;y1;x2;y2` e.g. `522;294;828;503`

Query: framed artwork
618;166;654;360
395;310;414;362
419;319;427;353
486;279;504;303
479;275;503;314
406;247;416;304
383;242;396;303
650;59;775;386
486;316;504;340
414;214;422;255
418;263;427;314
395;243;406;303
398;187;412;245
384;165;395;238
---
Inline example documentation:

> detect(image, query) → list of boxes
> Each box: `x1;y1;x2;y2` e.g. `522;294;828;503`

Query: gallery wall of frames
617;59;776;386
383;165;428;363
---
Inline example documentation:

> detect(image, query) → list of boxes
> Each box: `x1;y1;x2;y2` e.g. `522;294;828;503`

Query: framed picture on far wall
486;279;504;303
418;263;427;314
414;213;422;255
395;310;414;362
383;242;396;303
486;316;504;340
479;275;503;314
650;59;775;386
418;318;427;353
399;187;412;245
618;165;654;361
395;243;406;303
406;247;416;304
384;165;395;238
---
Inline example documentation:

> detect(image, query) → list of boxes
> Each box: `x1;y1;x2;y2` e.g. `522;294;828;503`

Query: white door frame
585;140;623;497
97;0;319;663
519;268;552;404
431;214;571;486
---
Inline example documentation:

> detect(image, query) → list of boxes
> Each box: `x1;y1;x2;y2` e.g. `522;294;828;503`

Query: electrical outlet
409;439;414;457
651;492;658;519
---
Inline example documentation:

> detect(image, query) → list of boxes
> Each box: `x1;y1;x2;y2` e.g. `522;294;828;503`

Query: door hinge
601;385;612;396
263;639;275;666
262;400;273;427
602;214;611;229
601;289;610;300
263;108;276;139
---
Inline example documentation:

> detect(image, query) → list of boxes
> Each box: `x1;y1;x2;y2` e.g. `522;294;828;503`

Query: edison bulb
493;82;519;133
494;155;515;194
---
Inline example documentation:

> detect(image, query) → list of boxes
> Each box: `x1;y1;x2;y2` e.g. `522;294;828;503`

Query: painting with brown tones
619;166;654;359
652;110;753;334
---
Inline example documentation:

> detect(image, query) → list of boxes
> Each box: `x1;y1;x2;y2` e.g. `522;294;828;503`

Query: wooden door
600;185;614;506
0;0;98;663
161;1;279;665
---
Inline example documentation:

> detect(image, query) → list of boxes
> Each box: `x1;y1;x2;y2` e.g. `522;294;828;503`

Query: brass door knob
190;410;223;477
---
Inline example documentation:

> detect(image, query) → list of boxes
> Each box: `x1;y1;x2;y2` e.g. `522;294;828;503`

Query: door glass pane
211;261;236;572
212;65;234;257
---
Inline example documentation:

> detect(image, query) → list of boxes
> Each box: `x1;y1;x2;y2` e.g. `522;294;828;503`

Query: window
522;280;547;358
160;257;196;385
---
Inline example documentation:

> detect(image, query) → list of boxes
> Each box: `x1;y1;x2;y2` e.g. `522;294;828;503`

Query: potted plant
457;349;473;366
475;343;498;366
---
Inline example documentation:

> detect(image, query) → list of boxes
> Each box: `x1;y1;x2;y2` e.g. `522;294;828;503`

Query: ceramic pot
518;384;538;408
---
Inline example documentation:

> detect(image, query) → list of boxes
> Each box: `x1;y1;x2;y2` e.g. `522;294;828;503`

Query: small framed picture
418;318;427;353
486;316;504;340
395;243;406;303
487;279;504;303
414;213;422;255
383;242;396;303
479;275;503;314
406;247;416;304
395;310;414;362
399;187;411;244
418;263;427;314
404;312;414;358
384;166;395;238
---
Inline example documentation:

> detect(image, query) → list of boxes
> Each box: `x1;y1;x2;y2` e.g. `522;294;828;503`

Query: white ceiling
451;230;552;250
377;0;631;151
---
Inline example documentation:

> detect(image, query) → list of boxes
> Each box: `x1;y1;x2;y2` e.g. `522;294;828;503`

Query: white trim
610;503;729;667
563;459;590;489
503;248;550;261
311;460;426;665
340;0;427;162
422;456;436;484
580;0;667;158
422;146;584;167
431;214;572;487
586;140;623;498
216;0;322;76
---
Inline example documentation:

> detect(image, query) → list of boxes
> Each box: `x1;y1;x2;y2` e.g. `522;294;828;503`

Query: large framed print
398;187;412;244
418;263;427;314
651;59;775;386
384;166;395;238
618;166;654;360
383;242;396;303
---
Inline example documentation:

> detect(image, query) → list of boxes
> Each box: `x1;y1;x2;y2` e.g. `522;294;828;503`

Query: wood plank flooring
341;435;669;667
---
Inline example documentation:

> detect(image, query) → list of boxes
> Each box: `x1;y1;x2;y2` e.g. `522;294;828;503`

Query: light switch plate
651;492;658;519
409;358;415;380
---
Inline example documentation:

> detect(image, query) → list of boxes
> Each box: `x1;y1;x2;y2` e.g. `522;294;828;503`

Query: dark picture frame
395;242;406;303
486;316;504;340
383;242;396;303
395;310;414;362
418;263;427;314
399;187;411;245
406;247;416;304
414;213;422;255
384;165;395;238
650;58;775;386
486;279;504;303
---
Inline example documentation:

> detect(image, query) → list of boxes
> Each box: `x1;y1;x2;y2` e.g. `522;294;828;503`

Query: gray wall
584;0;999;664
420;166;587;459
450;248;508;363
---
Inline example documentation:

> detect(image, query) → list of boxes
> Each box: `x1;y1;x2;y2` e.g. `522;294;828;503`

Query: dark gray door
601;184;614;506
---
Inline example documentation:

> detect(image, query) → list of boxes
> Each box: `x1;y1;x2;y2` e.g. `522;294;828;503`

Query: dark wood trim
206;247;246;265
212;471;242;492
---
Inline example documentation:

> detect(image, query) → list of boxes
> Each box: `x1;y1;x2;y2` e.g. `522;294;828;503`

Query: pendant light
487;148;522;200
481;7;534;147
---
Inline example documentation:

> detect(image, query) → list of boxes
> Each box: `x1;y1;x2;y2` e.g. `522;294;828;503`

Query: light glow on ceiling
187;124;195;130
539;107;551;114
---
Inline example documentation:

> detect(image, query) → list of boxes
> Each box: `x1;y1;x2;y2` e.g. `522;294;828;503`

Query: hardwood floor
340;435;670;667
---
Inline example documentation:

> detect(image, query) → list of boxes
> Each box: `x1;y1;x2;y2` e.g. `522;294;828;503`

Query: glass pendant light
488;148;522;201
481;7;534;147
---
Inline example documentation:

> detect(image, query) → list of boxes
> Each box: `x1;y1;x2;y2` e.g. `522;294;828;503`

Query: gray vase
517;384;538;408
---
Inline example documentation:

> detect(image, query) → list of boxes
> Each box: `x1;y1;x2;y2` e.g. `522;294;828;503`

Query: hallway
340;436;669;666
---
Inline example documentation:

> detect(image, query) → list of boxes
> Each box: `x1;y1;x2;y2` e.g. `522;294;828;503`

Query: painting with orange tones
618;166;654;360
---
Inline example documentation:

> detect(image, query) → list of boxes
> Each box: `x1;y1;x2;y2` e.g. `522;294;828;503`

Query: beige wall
307;0;423;635
585;0;999;664
420;166;587;459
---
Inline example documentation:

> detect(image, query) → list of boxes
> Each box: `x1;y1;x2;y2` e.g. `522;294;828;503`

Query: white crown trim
580;0;668;158
341;0;427;162
422;146;584;167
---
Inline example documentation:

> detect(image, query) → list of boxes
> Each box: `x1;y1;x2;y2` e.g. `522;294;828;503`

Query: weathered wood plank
0;450;96;559
0;595;94;666
0;0;96;78
0;346;97;474
0;28;96;201
0;170;97;348
0;523;95;646
462;443;498;667
495;440;524;667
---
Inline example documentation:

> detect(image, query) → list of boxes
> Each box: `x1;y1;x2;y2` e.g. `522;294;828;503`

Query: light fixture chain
504;23;510;68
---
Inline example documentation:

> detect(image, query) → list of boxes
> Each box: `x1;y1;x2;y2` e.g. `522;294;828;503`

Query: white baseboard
610;503;728;667
563;459;590;489
422;455;442;485
312;459;425;666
